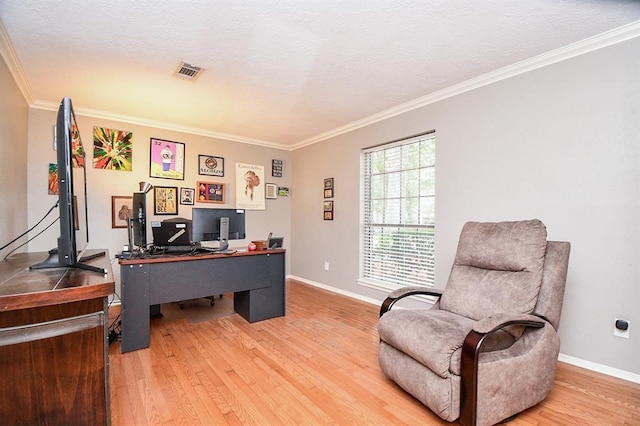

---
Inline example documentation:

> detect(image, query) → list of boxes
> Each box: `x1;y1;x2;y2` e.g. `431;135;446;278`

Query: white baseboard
288;275;640;385
287;275;382;306
558;354;640;384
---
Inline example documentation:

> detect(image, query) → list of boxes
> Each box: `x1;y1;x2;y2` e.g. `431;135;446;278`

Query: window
359;132;435;291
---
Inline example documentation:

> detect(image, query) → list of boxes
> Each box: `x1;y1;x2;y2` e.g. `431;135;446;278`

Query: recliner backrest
533;240;571;330
440;220;548;321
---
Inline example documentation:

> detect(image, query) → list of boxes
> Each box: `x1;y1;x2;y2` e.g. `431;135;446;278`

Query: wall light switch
324;262;329;271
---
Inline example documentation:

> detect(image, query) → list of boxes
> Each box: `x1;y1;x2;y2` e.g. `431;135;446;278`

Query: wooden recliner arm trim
459;316;546;426
379;286;444;317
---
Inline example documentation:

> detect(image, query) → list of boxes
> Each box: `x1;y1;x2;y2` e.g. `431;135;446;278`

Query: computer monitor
191;208;246;250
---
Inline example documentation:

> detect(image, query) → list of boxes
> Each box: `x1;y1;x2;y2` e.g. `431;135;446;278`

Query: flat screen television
191;208;246;251
30;97;106;273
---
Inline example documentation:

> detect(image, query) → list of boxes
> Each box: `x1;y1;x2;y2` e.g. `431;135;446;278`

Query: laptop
151;219;193;247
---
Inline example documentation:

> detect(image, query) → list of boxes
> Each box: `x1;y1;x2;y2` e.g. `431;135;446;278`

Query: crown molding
0;19;34;104
4;17;639;152
31;100;288;151
290;20;640;151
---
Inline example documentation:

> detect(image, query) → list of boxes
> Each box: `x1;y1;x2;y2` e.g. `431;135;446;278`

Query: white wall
0;54;28;255
26;109;292;295
291;37;640;376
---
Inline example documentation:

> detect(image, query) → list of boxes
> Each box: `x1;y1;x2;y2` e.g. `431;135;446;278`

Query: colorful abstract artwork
93;126;133;171
48;163;58;195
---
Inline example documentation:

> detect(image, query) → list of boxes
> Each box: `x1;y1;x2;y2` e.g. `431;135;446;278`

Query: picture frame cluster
323;178;334;220
105;135;287;228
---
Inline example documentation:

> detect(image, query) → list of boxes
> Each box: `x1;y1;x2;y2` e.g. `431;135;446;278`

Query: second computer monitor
191;208;246;243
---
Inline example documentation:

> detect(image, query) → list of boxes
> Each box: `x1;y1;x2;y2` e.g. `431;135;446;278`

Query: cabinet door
0;299;108;425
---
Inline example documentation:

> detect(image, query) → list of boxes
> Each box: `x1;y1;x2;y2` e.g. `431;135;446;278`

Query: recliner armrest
379;286;444;317
459;314;546;426
473;313;546;334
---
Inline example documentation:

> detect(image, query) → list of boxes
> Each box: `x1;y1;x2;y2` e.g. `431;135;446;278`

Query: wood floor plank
109;279;640;425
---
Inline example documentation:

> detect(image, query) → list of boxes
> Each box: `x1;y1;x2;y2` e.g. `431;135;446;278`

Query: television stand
0;250;114;425
29;249;107;274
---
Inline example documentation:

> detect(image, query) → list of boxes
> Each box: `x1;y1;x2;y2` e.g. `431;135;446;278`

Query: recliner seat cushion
378;309;475;379
441;220;547;320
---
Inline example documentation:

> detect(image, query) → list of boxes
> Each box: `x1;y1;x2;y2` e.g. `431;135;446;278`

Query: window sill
357;278;439;304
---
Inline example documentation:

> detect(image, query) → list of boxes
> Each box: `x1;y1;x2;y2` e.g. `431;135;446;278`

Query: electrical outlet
614;318;630;339
324;261;329;271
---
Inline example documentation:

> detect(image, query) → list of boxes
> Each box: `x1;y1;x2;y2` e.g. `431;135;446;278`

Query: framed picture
198;155;225;177
93;126;133;171
266;183;278;199
149;138;185;180
324;200;334;220
154;186;178;215
180;187;195;205
48;163;58;195
111;195;133;228
272;159;283;177
235;163;266;210
324;177;334;198
197;181;226;204
278;186;290;197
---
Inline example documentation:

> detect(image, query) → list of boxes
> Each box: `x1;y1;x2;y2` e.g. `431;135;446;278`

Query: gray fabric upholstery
440;219;547;321
377;219;570;426
474;325;560;426
379;341;461;422
379;309;475;378
533;241;571;330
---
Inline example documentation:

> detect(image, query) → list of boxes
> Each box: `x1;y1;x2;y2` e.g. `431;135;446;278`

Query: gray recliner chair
378;220;570;426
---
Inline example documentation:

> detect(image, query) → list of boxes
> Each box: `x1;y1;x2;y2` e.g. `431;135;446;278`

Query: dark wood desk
119;249;285;353
0;250;114;425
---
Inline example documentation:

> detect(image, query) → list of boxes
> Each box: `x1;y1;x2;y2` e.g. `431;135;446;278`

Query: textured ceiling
1;0;640;149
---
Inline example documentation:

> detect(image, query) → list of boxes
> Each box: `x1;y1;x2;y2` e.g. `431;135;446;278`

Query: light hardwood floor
109;280;640;425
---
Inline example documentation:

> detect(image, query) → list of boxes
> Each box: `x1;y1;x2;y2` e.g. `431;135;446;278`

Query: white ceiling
1;1;640;150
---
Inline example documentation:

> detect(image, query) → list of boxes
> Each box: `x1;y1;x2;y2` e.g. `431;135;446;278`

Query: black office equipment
131;192;147;248
151;219;192;247
191;208;246;242
268;236;284;249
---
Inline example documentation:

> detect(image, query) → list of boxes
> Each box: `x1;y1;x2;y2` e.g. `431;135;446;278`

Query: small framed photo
323;200;334;220
266;183;278;199
180;187;195;205
154;186;178;215
149;138;185;180
197;181;226;204
272;159;283;177
324;177;334;198
111;196;133;228
198;155;225;177
278;186;290;197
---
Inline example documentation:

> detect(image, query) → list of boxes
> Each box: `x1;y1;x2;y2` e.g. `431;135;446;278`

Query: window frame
358;131;436;293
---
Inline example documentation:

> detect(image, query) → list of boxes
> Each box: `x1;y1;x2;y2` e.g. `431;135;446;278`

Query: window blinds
360;133;435;290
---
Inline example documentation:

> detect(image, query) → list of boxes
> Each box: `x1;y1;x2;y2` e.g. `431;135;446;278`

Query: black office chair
175;295;223;309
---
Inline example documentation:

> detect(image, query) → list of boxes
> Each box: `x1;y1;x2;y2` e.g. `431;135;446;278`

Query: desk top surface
118;247;285;265
0;249;114;311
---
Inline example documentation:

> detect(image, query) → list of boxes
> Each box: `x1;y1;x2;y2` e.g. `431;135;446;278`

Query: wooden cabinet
0;251;114;425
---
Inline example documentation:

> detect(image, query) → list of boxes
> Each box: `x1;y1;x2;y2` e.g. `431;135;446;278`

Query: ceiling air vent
173;61;204;82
